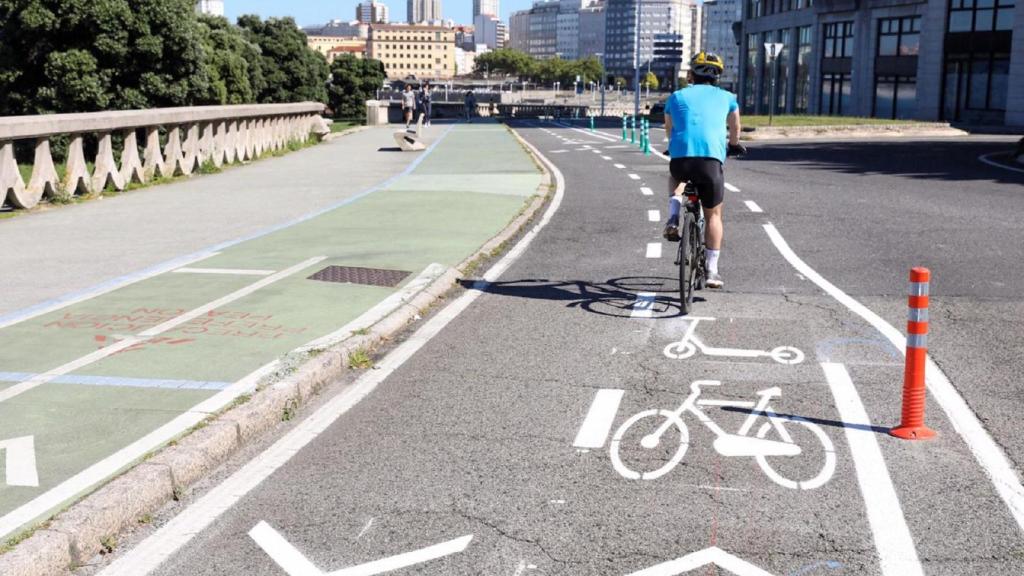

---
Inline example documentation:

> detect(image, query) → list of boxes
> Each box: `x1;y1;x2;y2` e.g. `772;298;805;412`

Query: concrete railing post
91;132;126;192
182;123;201;174
120;130;144;186
198;122;214;167
63;135;92;197
26;138;59;207
0;141;25;208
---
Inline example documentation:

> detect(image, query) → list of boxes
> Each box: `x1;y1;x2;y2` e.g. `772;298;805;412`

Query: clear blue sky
224;0;534;28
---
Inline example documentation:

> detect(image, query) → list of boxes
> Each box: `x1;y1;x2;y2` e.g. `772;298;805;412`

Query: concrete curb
743;123;968;141
0;122;553;576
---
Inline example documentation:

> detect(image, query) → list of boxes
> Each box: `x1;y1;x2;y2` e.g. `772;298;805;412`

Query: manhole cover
307;265;411;288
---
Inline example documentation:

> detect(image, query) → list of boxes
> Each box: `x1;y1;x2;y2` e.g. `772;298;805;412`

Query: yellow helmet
691;51;725;78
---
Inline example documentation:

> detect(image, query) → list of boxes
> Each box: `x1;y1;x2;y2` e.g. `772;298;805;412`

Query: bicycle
608;380;836;490
670;145;746;314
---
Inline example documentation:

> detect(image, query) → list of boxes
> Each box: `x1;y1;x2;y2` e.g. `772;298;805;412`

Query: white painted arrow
249;521;472;576
0;436;38;487
624;546;776;576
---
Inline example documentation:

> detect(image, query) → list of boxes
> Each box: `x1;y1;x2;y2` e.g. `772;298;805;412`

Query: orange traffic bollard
891;267;937;440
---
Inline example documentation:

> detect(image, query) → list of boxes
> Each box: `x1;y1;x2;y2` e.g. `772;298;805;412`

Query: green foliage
614;76;628;88
474;49;604;87
474;48;535;77
328;54;384;119
0;3;331;116
643;71;659;91
237;14;329;104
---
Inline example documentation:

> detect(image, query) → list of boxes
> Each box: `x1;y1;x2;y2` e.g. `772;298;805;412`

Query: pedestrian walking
464;90;477;123
401;84;416;129
419;82;433;126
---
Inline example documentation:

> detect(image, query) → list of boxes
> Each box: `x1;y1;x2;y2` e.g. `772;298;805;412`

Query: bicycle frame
646;380;800;458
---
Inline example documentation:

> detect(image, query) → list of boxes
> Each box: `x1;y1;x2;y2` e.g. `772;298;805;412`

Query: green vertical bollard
590;115;595;132
638;118;645;150
630;116;636;144
643;119;651;155
622;114;627;140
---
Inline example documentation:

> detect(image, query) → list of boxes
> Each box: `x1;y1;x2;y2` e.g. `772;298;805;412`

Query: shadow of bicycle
459;276;702;319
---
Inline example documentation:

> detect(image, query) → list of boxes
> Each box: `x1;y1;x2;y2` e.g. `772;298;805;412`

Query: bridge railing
0;102;329;210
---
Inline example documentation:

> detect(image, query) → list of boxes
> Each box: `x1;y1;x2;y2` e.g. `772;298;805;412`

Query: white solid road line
0;256;326;406
630;292;657;319
173;267;276;276
96;127;570;576
573;389;626;449
628;174;641;180
614;163;626;169
765;223;1024;535
725;183;741;193
647;209;660;222
641;187;654;196
646;242;663;258
249;522;323;576
744;200;763;213
823;363;924;576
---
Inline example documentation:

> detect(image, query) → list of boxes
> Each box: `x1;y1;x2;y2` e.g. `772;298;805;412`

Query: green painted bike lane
0;123;542;539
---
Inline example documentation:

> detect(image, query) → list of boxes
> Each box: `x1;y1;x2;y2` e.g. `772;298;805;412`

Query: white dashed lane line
614;163;626;169
628;174;641;180
647;209;660;222
646;243;663;258
725;182;741;193
601;156;612;161
744;200;763;213
640;187;654;196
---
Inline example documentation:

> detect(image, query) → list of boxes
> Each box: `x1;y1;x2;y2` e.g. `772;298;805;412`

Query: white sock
706;249;721;275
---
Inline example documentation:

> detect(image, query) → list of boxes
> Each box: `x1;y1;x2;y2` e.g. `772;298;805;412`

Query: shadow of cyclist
458;276;702;319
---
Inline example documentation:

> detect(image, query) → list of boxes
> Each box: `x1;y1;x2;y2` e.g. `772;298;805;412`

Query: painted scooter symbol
609;380;836;489
663;316;804;364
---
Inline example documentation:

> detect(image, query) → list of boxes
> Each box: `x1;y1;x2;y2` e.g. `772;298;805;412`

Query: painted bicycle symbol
663;316;804;365
609;380;836;489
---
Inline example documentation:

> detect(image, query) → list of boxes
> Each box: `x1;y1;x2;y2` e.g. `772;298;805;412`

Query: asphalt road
84;124;1024;576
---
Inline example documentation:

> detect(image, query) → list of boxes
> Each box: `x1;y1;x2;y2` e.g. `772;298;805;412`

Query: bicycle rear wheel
678;211;697;314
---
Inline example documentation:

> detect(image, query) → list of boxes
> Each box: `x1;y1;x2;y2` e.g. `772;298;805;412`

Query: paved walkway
0;121;543;540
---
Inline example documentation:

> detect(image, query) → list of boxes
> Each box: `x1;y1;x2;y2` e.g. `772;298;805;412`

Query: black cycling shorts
669;157;725;209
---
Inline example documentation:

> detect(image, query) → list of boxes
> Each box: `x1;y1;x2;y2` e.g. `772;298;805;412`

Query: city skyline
223;0;537;27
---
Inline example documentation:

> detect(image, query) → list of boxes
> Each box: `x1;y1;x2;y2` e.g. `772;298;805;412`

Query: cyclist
662;51;746;289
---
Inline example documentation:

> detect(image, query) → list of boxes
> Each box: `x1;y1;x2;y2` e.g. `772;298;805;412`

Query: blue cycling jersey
665;84;739;164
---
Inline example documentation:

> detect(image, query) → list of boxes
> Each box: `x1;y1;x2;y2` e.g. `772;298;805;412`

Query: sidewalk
0;120;543;541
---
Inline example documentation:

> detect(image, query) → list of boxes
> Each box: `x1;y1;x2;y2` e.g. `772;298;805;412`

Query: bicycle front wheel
678;212;697;314
609;410;690;480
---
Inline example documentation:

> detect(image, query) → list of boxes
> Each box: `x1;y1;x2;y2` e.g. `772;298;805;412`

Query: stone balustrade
0;102;329;210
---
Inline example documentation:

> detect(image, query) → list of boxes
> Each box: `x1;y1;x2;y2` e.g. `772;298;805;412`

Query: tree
474;48;534;78
643;71;660;91
196;14;265;105
328;55;385;119
237;14;329;104
0;0;211;115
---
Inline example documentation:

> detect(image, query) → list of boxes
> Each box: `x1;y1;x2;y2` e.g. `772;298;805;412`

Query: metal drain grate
307;265;411;288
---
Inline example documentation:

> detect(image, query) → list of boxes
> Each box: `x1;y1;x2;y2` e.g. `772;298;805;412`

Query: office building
578;2;606;58
604;0;699;87
196;0;224;16
739;0;1024;125
701;0;741;90
474;0;500;18
557;9;581;59
356;1;390;24
303;20;370;38
368;24;456;79
474;14;508;49
408;0;442;24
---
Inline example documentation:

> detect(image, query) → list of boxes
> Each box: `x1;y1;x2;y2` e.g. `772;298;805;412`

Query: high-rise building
473;0;500;18
556;9;580;60
700;0;740;89
195;0;224;17
509;10;531;52
604;0;698;87
578;1;606;60
474;14;507;50
407;0;442;24
356;1;390;24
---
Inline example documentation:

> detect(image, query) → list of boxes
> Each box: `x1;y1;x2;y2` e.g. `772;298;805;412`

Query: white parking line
744;201;763;213
573;389;625;448
614;163;626;169
725;183;741;193
641;187;654;196
647;210;660;222
173;267;276;276
646;243;663;258
630;292;657;319
765;223;1024;535
628;174;641;180
823;362;924;576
